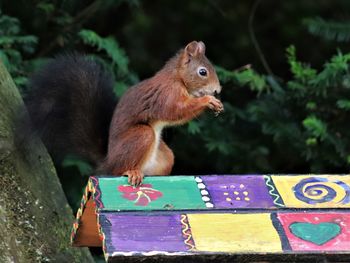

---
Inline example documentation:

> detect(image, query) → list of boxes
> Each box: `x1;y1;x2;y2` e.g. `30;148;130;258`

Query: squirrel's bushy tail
23;53;117;166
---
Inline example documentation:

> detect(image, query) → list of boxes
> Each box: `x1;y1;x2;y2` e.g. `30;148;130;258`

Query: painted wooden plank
89;175;350;211
71;174;350;261
99;211;350;259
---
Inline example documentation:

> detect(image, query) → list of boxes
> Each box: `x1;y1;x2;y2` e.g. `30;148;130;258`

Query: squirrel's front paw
207;96;224;115
124;169;144;186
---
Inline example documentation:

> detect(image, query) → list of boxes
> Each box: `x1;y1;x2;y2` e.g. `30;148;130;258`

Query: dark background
1;0;350;213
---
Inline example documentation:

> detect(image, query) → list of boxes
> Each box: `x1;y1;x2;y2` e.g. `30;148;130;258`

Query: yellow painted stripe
187;213;282;253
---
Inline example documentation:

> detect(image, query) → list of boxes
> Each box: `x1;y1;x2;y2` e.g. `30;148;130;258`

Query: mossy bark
0;61;94;262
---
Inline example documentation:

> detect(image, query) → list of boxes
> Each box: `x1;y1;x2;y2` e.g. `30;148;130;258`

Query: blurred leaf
336;99;350;110
306;101;317;110
303;116;327;140
62;155;93;176
114;81;128;97
36;3;55;14
303;17;350;42
306;138;317;146
13;76;28;86
187;121;201;135
205;140;231;155
286;45;317;83
311;50;350;90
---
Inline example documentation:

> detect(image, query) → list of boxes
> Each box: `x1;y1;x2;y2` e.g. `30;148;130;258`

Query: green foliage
187;121;201;135
0;11;37;89
79;29;129;75
78;29;138;96
336;99;350;110
215;65;267;94
286;45;317;83
311;50;350;90
303;17;350;42
302;116;327;140
174;47;350;174
246;49;350;170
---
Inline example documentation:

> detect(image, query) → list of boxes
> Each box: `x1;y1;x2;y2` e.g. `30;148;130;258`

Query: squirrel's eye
198;67;208;77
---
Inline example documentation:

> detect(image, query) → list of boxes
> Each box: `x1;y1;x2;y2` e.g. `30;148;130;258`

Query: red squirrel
23;41;223;185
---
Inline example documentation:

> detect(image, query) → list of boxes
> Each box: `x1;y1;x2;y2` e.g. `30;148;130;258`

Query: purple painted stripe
100;213;188;253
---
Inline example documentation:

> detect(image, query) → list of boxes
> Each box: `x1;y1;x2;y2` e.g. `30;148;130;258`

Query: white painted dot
234;191;239;195
201;190;209;195
223;192;229;196
226;197;232;201
205;202;214;208
243;191;249;196
195;177;203;183
239;184;245;189
197;183;205;189
230;185;235;188
202;196;210;202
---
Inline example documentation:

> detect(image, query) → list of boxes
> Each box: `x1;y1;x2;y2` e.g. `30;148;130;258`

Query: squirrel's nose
213;85;222;95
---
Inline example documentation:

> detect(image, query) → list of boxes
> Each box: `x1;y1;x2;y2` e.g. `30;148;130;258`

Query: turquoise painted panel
95;176;207;210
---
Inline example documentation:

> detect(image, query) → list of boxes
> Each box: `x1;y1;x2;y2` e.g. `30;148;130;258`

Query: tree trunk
0;61;94;262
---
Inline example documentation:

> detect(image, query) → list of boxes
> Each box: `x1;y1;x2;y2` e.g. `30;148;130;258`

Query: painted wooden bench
71;175;350;262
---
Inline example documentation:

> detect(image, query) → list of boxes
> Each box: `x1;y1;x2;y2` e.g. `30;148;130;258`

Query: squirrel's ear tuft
197;41;206;54
185;41;206;57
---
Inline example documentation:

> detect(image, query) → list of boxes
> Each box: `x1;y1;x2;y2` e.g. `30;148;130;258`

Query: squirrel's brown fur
100;41;223;185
